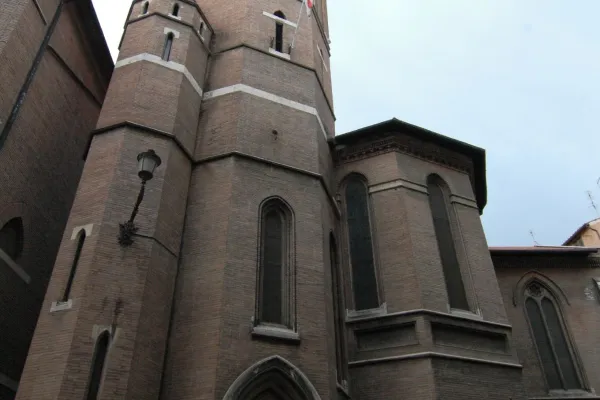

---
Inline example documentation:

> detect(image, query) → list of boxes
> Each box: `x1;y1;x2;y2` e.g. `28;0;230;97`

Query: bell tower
15;0;339;399
160;0;339;399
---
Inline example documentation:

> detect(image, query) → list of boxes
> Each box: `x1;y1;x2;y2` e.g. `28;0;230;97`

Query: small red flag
307;0;314;8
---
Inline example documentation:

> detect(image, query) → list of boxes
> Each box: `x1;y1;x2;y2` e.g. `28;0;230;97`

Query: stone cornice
334;132;475;177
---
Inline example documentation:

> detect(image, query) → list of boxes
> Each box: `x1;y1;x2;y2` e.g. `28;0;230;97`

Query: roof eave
335;118;487;213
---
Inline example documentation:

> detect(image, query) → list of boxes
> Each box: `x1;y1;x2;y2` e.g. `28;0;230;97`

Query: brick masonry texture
494;256;600;398
0;0;110;397
5;0;600;399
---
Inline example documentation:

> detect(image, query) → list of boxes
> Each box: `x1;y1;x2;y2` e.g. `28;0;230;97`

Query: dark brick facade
2;1;599;399
0;1;111;398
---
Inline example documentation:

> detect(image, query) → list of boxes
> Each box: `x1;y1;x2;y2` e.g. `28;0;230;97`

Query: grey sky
92;0;600;246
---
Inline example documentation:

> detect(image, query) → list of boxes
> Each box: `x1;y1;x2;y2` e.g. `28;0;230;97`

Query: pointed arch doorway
223;356;322;400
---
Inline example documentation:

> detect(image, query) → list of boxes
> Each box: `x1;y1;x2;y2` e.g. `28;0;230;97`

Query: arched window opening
162;32;174;61
344;176;379;311
62;229;86;302
142;1;149;14
330;234;348;385
273;11;286;53
171;3;180;16
525;282;583;391
257;199;293;328
0;217;24;261
427;175;469;311
85;331;110;400
199;22;204;35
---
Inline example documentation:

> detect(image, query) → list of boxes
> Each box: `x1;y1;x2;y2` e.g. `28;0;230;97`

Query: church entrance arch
222;355;322;400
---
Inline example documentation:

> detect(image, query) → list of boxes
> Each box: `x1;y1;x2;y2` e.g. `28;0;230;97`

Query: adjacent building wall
495;254;600;398
0;1;112;398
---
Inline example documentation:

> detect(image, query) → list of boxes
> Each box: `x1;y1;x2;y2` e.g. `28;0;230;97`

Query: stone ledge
348;351;523;369
336;381;351;398
251;325;300;344
530;397;600;400
530;390;600;400
346;308;511;330
346;303;387;321
50;299;73;312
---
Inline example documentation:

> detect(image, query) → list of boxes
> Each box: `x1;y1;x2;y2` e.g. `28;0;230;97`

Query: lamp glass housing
137;150;161;181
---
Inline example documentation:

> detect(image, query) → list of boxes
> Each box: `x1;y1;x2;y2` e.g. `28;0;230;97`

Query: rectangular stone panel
431;321;508;354
355;322;418;351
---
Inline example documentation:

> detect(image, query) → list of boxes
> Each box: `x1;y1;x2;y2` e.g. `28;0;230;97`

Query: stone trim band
348;351;523;369
115;53;203;97
203;84;328;140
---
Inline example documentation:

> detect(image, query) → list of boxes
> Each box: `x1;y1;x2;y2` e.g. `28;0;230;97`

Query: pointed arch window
427;175;469;311
162;32;174;61
525;282;583;391
85;331;110;400
273;11;286;53
256;198;294;329
344;175;379;311
171;3;180;17
0;217;24;262
330;233;348;385
62;229;86;302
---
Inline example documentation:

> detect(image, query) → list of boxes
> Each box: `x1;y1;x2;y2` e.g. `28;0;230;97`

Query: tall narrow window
257;199;293;328
86;331;110;400
344;175;379;311
63;229;86;302
525;282;583;391
141;1;149;14
0;217;24;262
273;11;285;53
171;3;179;16
162;33;174;61
330;234;348;384
199;22;204;35
427;175;469;311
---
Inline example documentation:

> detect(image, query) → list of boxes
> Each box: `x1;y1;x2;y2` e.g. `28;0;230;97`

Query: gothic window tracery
525;281;583;391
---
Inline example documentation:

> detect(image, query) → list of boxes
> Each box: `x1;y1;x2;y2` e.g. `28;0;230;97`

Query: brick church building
1;0;599;399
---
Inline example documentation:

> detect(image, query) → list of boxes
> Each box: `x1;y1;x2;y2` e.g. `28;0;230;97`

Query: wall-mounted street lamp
118;149;162;247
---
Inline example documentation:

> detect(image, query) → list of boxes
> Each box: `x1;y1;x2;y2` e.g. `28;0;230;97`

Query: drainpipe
0;0;66;150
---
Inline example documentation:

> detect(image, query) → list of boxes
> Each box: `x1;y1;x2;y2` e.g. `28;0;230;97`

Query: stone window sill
268;48;291;60
337;381;351;398
168;14;182;20
346;302;387;321
530;389;600;399
50;299;73;312
450;308;483;320
252;325;300;344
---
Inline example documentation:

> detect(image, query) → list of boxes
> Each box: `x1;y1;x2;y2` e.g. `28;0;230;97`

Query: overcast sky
92;0;600;246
